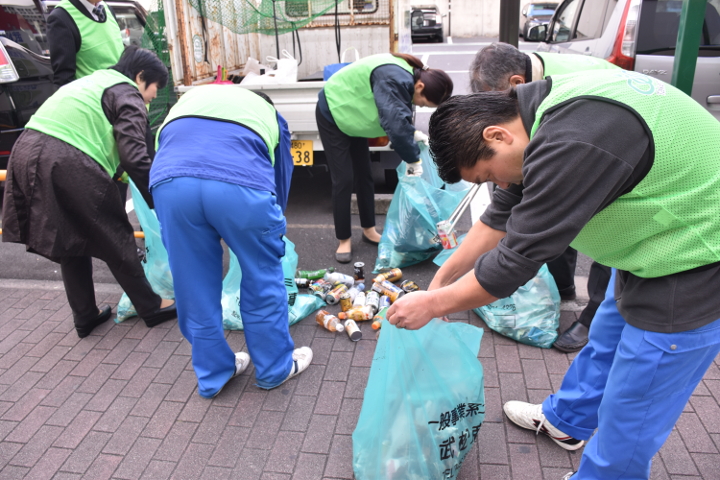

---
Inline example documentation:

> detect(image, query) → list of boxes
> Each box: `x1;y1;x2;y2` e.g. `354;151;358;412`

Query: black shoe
143;301;177;328
75;305;113;338
335;249;352;263
553;321;589;353
361;233;380;246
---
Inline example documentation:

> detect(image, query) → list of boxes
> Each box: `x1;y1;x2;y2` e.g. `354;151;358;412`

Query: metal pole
499;0;521;47
272;0;280;59
671;0;705;95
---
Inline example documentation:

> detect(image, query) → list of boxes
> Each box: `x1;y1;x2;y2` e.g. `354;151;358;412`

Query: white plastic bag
264;49;298;83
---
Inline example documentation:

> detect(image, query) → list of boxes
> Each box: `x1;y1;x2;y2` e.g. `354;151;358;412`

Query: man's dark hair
429;89;520;183
253;90;275;107
111;46;169;89
469;42;528;92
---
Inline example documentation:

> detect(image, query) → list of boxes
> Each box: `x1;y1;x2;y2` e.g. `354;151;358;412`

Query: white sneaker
503;401;585;451
562;473;576;480
276;347;313;387
210;352;250;399
233;351;251;378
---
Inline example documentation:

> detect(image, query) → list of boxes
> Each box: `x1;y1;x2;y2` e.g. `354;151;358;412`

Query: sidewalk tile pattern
0;287;718;479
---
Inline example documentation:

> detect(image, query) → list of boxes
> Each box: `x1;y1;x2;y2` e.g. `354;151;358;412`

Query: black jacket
47;0;119;87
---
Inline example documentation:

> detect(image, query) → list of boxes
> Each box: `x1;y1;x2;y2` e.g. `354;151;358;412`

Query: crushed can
400;280;420;293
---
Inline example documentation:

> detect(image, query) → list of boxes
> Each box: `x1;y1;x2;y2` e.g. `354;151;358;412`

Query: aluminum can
353;262;365;281
379;295;391;309
373;268;402;284
371;280;405;303
325;284;348;305
339;293;353;312
366;291;380;314
400;280;420;293
344;319;362;341
436;220;459;249
295;278;310;289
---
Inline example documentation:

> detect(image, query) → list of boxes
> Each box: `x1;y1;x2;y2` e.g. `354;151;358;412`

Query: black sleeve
47;8;81;87
370;64;421;164
102;83;155;208
474;98;652;298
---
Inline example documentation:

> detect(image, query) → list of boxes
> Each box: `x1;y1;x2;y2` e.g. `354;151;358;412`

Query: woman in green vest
1;47;176;338
316;53;453;263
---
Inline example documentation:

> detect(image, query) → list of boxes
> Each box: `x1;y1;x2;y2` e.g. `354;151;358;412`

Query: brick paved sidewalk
0;282;719;480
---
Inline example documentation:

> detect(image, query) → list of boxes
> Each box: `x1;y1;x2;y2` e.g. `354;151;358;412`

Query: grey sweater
475;79;720;333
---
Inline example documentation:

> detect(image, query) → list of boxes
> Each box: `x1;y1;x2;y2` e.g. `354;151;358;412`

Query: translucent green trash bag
115;180;174;322
473;264;561;348
374;143;471;273
221;236;326;330
353;319;485;479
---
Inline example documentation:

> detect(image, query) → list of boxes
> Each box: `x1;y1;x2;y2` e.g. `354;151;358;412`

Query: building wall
412;0;502;38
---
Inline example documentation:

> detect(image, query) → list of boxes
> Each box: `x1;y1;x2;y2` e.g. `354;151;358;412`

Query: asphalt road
0;37;592;289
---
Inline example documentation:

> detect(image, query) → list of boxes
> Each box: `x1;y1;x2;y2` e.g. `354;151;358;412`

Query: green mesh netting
188;0;343;35
141;1;177;130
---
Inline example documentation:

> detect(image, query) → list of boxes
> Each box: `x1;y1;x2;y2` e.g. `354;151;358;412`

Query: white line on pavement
421;53;429;65
125;198;134;214
447;36;453;44
470;182;492;225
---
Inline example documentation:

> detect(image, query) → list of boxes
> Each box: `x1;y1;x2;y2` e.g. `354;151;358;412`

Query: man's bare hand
386;291;437;330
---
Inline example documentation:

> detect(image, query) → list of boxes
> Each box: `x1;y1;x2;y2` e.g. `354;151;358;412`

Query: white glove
406;159;423;177
414;130;430;146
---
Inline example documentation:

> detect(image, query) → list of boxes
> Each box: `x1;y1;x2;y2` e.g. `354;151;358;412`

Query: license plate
291;140;313;166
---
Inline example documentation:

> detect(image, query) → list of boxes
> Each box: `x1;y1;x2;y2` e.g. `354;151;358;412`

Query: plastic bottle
345;283;365;303
315;310;344;332
353;291;367;308
372;306;389;330
297;267;335;280
323;271;355;288
338;305;374;321
373;267;402;284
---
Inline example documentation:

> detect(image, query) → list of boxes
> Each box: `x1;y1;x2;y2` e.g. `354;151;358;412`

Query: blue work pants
543;269;720;479
153;177;294;397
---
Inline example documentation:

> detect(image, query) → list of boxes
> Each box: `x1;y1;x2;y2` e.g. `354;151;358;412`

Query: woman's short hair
111;46;169;90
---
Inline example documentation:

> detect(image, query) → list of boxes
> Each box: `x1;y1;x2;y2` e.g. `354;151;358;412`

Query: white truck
161;0;414;170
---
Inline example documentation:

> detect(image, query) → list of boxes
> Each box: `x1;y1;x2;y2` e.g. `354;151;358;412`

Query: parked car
525;0;720;121
411;5;443;43
0;0;147;176
520;2;558;38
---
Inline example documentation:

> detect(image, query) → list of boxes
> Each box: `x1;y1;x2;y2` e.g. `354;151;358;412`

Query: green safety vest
324;54;414;138
534;52;618;77
55;0;124;79
531;70;720;277
26;69;137;177
157;85;279;165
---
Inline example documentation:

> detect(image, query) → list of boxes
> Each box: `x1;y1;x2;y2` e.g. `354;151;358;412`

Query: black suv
0;0;147;174
411;5;443;43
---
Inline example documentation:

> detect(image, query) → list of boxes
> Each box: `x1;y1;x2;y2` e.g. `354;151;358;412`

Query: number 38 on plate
291;140;313;166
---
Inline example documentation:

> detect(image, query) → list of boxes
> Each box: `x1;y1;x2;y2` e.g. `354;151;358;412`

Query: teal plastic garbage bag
115;180;174;323
221;237;326;330
374;143;470;273
353;319;485;480
473;264;560;348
